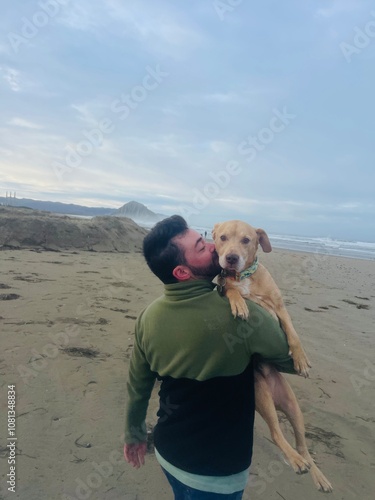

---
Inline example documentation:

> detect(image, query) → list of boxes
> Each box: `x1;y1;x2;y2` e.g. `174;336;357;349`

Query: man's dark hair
143;215;189;284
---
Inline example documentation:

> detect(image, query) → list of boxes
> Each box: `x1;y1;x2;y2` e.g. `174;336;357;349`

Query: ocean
192;226;375;262
63;215;375;261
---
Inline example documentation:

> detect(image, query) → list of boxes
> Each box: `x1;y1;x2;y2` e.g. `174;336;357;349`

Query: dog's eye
241;237;250;244
220;235;227;241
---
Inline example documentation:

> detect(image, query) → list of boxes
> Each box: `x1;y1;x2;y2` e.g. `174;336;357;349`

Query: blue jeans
162;468;244;499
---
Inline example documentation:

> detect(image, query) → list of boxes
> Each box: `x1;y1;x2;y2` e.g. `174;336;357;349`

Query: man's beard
187;251;221;280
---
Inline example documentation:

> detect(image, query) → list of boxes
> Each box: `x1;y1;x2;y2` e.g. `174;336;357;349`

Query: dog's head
212;220;272;272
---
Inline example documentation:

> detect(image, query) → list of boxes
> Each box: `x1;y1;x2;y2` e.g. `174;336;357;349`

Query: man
124;215;295;499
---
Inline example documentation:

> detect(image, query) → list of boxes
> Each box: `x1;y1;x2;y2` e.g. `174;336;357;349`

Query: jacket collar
164;280;216;300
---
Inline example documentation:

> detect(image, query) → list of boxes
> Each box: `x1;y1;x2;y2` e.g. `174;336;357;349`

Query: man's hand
124;442;147;469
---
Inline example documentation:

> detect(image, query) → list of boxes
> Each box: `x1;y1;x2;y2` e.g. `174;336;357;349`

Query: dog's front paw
311;466;333;493
289;346;312;377
287;450;311;475
230;298;249;320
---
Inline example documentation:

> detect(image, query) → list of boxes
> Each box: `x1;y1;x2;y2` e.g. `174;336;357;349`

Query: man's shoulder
137;295;165;321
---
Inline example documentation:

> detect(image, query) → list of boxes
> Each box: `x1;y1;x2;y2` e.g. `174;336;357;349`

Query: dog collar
220;256;259;283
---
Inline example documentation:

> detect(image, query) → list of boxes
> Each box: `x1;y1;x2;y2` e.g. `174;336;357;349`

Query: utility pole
4;191;16;206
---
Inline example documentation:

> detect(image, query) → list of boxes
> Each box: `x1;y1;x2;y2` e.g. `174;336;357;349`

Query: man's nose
208;242;216;252
226;253;239;265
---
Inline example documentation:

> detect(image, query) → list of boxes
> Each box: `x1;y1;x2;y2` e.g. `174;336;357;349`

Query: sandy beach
1;245;374;500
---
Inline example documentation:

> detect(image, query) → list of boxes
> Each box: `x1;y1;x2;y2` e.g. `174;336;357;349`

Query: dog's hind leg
254;370;310;475
271;371;333;493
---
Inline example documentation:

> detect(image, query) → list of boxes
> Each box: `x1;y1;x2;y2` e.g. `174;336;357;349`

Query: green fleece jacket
125;280;295;476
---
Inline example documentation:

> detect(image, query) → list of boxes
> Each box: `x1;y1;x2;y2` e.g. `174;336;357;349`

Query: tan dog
213;220;310;375
213;220;333;492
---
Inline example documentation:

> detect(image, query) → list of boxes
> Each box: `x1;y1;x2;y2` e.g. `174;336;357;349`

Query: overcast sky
1;0;374;241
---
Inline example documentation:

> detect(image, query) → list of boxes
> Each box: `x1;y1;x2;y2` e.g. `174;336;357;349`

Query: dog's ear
256;228;272;253
211;222;222;241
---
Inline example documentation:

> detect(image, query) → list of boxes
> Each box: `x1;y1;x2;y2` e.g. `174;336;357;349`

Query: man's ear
212;222;222;241
256;228;272;253
172;265;192;281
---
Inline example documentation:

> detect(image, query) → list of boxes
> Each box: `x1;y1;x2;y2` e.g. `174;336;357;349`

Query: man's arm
244;300;296;373
125;316;157;446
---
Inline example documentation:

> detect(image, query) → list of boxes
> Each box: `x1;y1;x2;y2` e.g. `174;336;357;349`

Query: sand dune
0;207;147;252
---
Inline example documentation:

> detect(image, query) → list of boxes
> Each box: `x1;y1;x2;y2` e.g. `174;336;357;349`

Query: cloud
105;0;207;60
315;0;363;19
204;92;240;103
209;141;232;154
71;102;101;127
0;43;10;55
0;66;21;92
0;147;12;157
107;0;203;45
55;0;206;59
56;0;100;31
8;118;43;129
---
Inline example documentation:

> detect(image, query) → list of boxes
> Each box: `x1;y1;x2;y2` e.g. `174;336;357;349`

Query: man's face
174;229;221;280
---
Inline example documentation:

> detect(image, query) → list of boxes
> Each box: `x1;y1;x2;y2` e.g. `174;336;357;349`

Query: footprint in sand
304;307;325;313
342;299;370;310
0;293;20;300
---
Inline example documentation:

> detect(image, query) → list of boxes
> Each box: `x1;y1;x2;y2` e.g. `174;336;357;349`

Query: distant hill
0;197;114;216
113;201;166;224
0;197;166;225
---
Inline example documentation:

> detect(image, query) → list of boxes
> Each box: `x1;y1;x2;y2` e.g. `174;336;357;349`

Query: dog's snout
226;253;239;265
